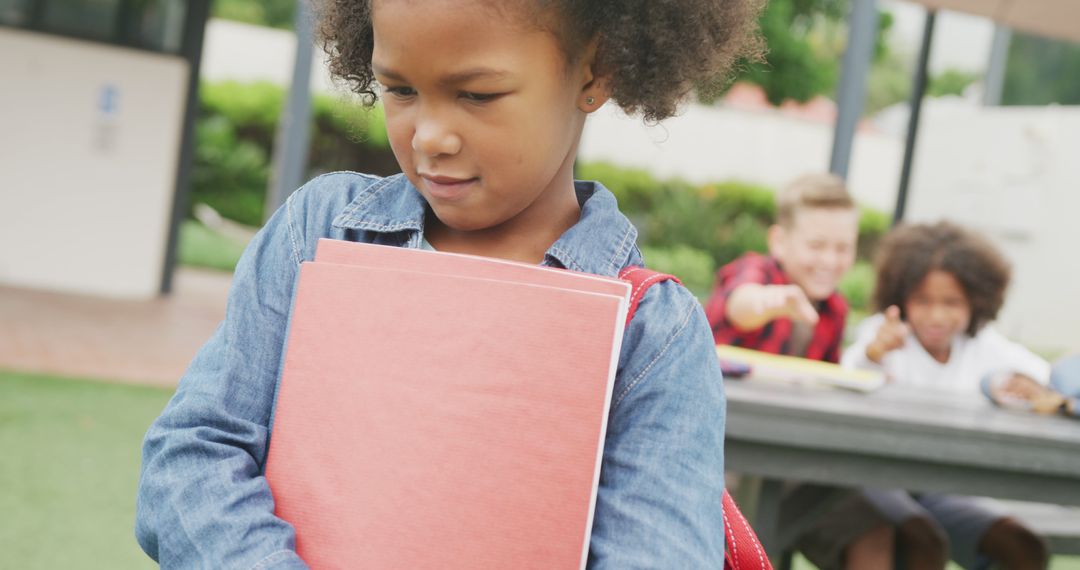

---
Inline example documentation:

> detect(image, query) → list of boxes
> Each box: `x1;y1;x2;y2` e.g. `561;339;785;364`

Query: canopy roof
905;0;1080;43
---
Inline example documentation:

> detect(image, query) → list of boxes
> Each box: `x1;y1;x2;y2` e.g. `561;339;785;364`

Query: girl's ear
577;37;612;113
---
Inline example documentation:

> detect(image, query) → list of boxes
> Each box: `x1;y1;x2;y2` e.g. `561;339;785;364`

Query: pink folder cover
265;249;629;569
314;238;630;298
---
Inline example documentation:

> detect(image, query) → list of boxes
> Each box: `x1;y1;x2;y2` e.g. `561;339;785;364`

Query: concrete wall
0;28;188;299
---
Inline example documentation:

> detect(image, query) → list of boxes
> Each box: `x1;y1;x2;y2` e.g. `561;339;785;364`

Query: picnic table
724;379;1080;564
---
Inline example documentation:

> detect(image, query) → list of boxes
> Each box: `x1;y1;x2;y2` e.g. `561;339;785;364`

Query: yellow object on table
716;345;885;392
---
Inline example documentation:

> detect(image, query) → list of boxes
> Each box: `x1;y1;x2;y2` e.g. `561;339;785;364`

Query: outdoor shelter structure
829;0;1080;224
0;0;211;296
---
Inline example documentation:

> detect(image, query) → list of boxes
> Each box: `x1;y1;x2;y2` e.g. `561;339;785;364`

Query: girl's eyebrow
371;64;405;81
439;67;511;85
372;64;510;85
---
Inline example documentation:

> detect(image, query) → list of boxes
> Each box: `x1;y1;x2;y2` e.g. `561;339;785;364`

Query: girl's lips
420;175;478;201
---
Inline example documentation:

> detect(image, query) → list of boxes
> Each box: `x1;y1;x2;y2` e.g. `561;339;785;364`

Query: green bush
576;162;778;268
928;69;981;98
838;260;876;313
640;245;717;299
190;81;397;226
197;81;389;153
857;207;890;261
190;115;270;226
200;81;284;135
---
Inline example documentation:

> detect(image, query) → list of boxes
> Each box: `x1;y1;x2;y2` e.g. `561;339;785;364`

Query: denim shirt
136;172;726;569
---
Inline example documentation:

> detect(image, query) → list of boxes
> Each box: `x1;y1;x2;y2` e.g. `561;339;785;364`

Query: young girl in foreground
832;221;1048;570
135;0;763;567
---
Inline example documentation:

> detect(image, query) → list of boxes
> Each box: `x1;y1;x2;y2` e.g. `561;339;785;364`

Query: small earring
585;96;595;106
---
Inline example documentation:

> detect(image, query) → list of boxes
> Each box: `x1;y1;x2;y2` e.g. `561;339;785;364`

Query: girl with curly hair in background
818;221;1049;570
135;0;764;568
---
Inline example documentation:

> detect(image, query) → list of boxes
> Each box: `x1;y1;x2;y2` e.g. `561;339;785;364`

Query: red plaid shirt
703;253;847;363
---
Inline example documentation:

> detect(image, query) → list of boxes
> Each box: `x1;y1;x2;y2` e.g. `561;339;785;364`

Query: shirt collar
330;174;639;278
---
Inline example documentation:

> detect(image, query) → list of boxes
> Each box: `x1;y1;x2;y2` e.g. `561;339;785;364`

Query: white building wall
579;103;904;212
904;105;1080;353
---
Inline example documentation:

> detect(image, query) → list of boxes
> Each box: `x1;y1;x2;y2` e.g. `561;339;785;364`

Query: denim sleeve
588;281;727;568
135;190;310;569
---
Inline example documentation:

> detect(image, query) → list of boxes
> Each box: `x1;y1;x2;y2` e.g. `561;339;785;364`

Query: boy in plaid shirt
706;173;874;568
704;173;858;363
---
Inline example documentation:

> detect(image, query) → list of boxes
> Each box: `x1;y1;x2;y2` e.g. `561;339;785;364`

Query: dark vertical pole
829;0;879;179
893;9;936;226
160;0;210;294
266;0;315;220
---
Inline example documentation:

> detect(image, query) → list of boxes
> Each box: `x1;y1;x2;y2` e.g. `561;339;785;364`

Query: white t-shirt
842;313;1050;395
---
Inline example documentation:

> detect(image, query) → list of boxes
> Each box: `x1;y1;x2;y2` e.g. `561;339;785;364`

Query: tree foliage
733;0;894;105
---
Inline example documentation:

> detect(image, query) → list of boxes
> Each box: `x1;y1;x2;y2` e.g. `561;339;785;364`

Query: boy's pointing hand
760;284;819;325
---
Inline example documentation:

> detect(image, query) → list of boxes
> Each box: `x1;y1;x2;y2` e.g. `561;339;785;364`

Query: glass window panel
41;0;121;42
0;0;33;26
120;0;187;53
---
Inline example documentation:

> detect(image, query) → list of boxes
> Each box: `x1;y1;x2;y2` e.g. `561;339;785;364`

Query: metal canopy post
829;0;879;180
983;25;1012;107
893;9;937;225
160;0;211;294
266;0;316;220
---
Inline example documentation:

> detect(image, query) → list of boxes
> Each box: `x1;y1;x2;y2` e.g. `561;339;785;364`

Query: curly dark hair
316;0;765;122
873;221;1012;337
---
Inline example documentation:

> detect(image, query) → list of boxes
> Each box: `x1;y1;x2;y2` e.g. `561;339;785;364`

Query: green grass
2;370;1079;568
0;371;172;569
177;219;247;272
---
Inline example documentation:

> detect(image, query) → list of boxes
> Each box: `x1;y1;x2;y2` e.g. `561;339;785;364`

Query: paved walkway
0;268;231;387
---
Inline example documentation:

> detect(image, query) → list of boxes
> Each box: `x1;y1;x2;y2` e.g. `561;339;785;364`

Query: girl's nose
412;112;462;158
928;304;951;323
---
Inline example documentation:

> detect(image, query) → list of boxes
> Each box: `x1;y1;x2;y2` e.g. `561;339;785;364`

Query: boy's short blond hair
776;173;855;228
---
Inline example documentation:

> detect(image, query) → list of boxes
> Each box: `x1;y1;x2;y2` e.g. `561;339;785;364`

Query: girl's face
372;0;593;244
904;269;972;359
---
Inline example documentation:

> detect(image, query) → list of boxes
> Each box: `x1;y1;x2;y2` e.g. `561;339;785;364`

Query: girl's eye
460;92;501;103
385;86;417;98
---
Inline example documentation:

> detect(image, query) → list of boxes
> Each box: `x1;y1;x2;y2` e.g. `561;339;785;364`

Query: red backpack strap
722;490;772;570
618;266;772;570
617;266;681;327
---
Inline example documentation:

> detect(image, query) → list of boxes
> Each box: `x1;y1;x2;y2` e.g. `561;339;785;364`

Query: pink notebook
265;241;630;569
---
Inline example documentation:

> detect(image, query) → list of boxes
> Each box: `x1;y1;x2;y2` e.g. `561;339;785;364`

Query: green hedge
191;81;396;226
838;261;875;313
